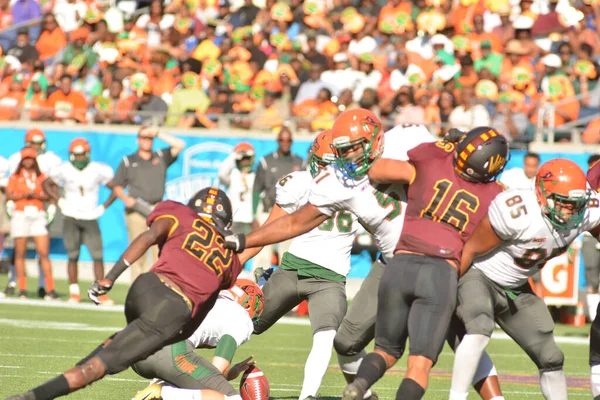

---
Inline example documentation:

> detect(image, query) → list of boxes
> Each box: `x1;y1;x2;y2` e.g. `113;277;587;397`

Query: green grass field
0;276;592;399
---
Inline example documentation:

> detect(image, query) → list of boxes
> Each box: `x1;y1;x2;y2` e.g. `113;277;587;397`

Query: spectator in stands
166;71;212;128
294;64;330;105
7;28;39;66
25;72;49;121
582;110;600;144
237;85;291;131
46;74;88;123
492;95;530;145
585;154;600;322
437;91;456;135
252;127;303;271
62;26;97;69
0;56;22;98
0;74;26;121
219;142;256;235
0;0;12;31
11;0;41;26
531;0;562;37
35;13;67;63
94;79;135;124
131;84;168;126
231;0;260;29
294;88;338;131
5;148;56;300
112;126;184;281
43;138;115;304
449;86;491;131
474;40;503;79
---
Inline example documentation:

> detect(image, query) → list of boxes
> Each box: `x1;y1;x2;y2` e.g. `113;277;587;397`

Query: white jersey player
132;280;263;400
8;129;62;175
499;152;540;190
43;138;116;304
218;142;256;234
226;111;504;399
239;130;359;400
452;159;600;400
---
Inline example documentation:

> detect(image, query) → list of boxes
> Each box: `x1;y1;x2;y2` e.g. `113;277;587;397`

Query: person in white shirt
42;138;116;304
218;142;255;236
449;86;491;131
131;279;262;400
5;129;62;298
500;152;540;190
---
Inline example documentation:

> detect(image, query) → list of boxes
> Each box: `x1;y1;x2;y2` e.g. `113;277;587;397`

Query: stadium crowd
0;0;599;145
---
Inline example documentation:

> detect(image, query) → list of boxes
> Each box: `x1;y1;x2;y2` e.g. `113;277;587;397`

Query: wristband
105;258;131;282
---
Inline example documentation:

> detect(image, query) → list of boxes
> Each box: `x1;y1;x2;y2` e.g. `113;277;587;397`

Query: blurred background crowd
0;0;599;147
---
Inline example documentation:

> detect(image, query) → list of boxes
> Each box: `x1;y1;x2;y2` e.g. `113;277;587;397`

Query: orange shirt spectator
27;92;48;121
46;74;88;123
0;75;26;120
35;14;67;62
379;0;412;24
582;117;600;144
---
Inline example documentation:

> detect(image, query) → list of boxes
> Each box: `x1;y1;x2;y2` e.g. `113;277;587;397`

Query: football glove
88;279;113;305
444;128;466;143
223;232;246;253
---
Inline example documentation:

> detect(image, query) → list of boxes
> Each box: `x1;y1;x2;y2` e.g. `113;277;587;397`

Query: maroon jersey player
8;188;242;400
343;127;509;400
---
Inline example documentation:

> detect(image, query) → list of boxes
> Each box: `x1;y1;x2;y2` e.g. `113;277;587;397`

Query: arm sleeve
112;159;128;188
213;334;238;362
218;154;237;187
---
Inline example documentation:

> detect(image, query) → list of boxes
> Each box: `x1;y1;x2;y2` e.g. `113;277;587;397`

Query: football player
131;279;263;400
42;138;117;304
342;127;509;400
5;188;243;400
5;129;62;298
239;130;359;400
223;109;506;400
451;159;599;400
587;159;600;400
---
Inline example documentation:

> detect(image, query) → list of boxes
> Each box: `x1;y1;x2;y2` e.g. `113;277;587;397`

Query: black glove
88;279;113;305
223;232;246;253
444;128;466;143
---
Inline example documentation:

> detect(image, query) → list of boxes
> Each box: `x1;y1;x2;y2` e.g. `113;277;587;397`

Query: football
240;366;270;400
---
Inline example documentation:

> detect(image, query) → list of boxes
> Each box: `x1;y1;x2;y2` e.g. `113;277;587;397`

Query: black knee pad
538;347;565;372
334;331;361;356
591;317;600;366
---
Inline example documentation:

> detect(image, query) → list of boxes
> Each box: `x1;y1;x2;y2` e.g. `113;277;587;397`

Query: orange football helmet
226;279;264;320
25;128;46;154
233;142;255;172
69;138;91;169
330;108;383;178
535;158;589;229
308;129;335;177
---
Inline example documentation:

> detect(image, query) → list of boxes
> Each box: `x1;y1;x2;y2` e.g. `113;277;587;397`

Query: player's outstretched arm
226;203;329;253
368;158;415;184
459;215;503;277
239;204;287;264
89;218;174;304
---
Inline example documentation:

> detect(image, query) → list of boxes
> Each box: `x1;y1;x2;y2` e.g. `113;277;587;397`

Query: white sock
336;351;371;399
592;365;600;397
589;294;600;321
451;334;490;394
449;390;468;400
299;330;336;400
69;284;80;295
162;386;204;400
472;350;497;385
490;397;505;400
540;370;568;400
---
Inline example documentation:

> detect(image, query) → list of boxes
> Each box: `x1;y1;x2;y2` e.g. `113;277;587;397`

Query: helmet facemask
308;151;335;177
333;125;381;179
539;179;589;230
70;151;90;170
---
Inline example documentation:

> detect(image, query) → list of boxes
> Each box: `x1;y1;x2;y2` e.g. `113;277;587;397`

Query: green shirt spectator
474;41;503;78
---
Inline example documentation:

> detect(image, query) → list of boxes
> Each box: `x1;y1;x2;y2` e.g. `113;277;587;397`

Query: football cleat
4;283;16;297
19;291;27;299
254;267;274;288
68;293;81;303
132;381;163;400
342;382;365;400
44;291;59;301
37;287;46;298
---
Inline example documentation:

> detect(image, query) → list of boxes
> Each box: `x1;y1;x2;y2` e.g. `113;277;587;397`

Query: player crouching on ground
131;279;263;400
239;130;360;400
5;188;243;400
42;138;117;304
452;159;600;400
